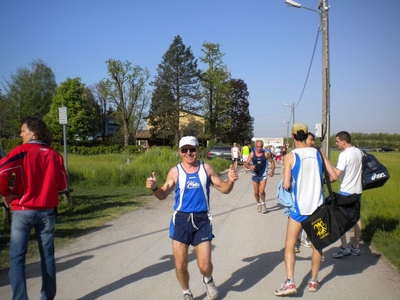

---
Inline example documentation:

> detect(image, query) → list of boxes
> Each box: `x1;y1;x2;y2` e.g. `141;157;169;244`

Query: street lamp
283;103;295;148
285;0;331;158
283;121;290;147
283;102;295;125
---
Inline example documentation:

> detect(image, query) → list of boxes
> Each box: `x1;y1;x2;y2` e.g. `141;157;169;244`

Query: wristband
151;186;158;192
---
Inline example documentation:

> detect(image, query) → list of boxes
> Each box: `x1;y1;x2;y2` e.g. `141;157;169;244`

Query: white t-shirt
336;146;363;194
231;147;239;159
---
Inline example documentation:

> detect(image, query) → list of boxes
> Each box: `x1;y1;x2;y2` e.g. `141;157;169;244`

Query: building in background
135;110;205;148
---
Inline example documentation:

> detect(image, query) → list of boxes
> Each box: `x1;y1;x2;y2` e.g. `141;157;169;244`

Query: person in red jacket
0;116;68;300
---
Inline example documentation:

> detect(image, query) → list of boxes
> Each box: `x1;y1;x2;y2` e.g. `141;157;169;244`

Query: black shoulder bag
301;149;361;250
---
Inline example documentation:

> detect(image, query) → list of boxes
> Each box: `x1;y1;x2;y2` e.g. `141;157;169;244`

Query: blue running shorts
251;173;267;183
169;211;213;246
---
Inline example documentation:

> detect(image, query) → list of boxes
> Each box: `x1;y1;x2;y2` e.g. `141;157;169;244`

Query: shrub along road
0;162;399;299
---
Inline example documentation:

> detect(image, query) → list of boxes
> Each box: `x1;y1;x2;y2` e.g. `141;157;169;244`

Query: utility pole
285;0;331;157
320;0;331;157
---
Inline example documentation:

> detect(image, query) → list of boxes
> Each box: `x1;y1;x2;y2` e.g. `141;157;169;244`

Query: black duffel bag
301;149;361;250
301;192;360;250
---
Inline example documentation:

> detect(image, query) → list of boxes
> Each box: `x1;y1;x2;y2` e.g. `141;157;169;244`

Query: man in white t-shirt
331;131;363;258
231;143;241;170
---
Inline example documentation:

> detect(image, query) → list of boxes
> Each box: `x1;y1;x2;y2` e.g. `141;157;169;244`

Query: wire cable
295;26;320;108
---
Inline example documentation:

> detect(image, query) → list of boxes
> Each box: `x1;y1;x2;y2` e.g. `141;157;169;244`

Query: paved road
1;163;399;299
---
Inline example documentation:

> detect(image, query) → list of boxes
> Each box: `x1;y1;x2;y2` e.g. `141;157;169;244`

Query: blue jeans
9;209;56;300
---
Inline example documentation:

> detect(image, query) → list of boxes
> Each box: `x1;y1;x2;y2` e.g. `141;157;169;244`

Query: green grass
329;150;400;269
0;148;230;270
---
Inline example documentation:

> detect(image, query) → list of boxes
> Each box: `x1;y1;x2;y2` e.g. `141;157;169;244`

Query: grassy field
0;149;399;272
329;150;400;269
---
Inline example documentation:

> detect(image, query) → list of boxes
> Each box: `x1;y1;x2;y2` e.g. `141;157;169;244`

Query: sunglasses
181;148;197;154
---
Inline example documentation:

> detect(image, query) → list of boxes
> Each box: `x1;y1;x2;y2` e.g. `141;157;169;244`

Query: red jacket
0;141;68;210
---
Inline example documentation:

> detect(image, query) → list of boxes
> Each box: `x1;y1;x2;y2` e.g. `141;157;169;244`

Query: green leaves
149;36;202;146
45;78;100;144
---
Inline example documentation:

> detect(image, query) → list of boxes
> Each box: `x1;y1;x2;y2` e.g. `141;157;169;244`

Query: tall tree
181;115;204;137
106;59;150;146
82;86;102;140
148;84;179;145
91;80;113;141
44;78;99;144
149;35;202;146
1;59;57;134
199;42;231;141
222;79;254;144
0;92;13;138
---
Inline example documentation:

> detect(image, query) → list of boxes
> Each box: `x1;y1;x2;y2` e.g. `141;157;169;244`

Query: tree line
309;132;400;150
0;35;254;148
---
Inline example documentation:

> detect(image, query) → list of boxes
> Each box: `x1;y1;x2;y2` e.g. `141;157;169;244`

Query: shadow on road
320;242;381;285
195;248;312;299
0;255;93;288
76;249;199;300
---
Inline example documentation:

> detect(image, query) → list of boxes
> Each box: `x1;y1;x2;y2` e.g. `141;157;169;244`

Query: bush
0;138;21;152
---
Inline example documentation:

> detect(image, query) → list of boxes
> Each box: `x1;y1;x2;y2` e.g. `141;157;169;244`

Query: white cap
179;136;198;148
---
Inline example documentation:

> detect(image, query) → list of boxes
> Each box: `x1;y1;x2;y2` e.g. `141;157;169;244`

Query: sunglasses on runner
180;148;197;154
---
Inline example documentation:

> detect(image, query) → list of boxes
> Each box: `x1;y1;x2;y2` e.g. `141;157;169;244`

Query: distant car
207;146;232;161
361;148;376;152
0;150;6;159
207;145;245;165
378;147;396;152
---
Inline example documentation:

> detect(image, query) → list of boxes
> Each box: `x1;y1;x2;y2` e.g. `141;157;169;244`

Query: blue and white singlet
174;160;210;213
251;151;269;177
290;147;324;222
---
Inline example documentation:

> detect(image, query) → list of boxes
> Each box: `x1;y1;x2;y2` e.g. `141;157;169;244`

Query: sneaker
261;203;267;213
332;246;351;258
350;245;361;256
300;237;312;248
308;278;319;292
183;292;194;300
295;239;300;253
203;276;219;299
274;279;297;296
257;204;262;213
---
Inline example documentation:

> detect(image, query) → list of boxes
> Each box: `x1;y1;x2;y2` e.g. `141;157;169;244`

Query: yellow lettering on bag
312;218;329;239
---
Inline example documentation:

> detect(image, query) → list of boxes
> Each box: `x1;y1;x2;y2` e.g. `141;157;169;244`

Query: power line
295;26;320;108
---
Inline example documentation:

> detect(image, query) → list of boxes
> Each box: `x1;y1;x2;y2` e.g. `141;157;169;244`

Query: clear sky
1;0;399;138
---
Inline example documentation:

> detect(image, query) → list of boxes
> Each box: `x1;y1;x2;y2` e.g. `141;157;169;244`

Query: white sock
183;289;191;295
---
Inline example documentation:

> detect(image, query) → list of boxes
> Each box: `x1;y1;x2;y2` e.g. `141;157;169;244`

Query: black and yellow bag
301;149;361;250
301;192;360;250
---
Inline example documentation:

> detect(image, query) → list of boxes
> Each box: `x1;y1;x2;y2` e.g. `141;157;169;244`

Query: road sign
59;107;68;125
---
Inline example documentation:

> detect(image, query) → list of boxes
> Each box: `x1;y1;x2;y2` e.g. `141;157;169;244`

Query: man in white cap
146;136;239;300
